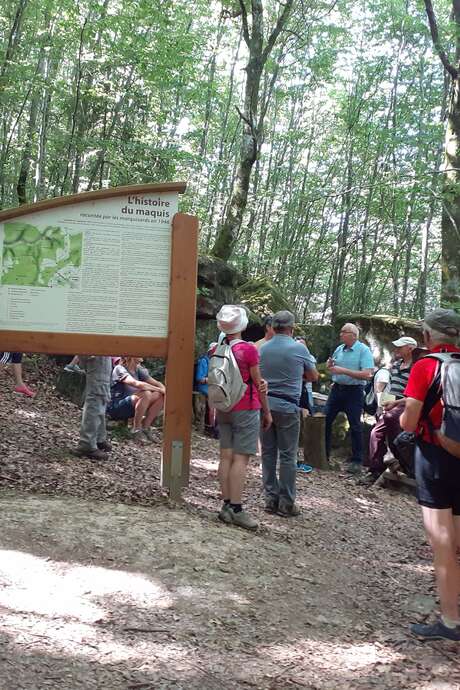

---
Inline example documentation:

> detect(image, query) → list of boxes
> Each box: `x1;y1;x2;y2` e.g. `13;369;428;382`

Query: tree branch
238;0;250;46
262;0;294;65
423;0;458;79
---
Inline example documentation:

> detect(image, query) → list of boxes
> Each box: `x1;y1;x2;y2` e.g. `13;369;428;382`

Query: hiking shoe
75;447;108;461
297;463;313;474
64;363;84;374
142;428;159;443
346;462;363;475
411;619;460;641
357;471;380;486
218;504;233;524
264;498;279;514
14;384;36;398
278;502;301;517
97;440;112;452
229;509;258;531
129;428;146;442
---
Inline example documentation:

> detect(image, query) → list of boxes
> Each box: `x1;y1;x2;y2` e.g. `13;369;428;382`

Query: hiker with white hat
210;305;272;531
362;335;418;483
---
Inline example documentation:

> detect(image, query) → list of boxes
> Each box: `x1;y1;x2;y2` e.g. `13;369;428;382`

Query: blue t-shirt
194;355;209;395
260;334;316;413
331;341;374;386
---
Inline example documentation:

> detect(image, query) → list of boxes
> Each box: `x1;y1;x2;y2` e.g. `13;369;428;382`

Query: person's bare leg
422;506;460;620
143;393;164;427
455;515;460;556
218;448;232;500
229;453;249;504
11;363;24;387
133;392;152;429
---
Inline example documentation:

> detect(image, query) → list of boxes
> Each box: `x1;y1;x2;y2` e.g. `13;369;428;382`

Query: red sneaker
14;384;36;398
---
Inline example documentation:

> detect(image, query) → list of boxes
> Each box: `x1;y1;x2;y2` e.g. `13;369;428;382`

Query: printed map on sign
1;221;82;288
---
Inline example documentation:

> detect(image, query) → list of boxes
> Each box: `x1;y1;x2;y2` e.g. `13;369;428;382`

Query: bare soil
0;359;459;690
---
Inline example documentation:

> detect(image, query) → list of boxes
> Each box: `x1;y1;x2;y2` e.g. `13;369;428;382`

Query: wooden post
161;213;199;500
302;414;330;470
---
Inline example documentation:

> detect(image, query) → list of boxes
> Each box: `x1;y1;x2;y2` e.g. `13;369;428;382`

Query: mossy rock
295;324;335;363
237;277;294;318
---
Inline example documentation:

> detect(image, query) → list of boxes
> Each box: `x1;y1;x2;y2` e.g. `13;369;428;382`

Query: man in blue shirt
325;323;374;472
260;311;318;516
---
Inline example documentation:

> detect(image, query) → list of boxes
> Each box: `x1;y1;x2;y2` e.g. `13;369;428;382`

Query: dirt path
1;362;459;689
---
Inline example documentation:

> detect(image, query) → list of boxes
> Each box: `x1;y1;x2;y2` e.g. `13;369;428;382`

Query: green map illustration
1;221;83;288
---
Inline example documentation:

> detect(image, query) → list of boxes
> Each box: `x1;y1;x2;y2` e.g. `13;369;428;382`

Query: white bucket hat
216;305;248;335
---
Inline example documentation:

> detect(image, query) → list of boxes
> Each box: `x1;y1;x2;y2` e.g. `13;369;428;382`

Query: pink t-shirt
211;340;261;411
231;341;261;411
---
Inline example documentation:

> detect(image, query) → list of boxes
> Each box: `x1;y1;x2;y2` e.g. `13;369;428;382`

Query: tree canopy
0;0;457;320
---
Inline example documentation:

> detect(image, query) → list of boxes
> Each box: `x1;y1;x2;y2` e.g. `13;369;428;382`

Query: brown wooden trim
0;331;168;357
161;213;199;498
0;182;187;222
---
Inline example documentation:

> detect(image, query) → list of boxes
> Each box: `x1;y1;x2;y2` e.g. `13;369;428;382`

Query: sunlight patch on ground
1;609;191;665
191;456;218;471
0;550;174;623
16;408;39;419
265;639;404;671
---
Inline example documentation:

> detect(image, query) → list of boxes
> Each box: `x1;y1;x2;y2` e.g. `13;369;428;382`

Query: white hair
423;324;458;346
342;322;359;337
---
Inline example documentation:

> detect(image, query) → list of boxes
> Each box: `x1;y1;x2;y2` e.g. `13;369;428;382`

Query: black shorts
0;352;22;365
415;439;460;514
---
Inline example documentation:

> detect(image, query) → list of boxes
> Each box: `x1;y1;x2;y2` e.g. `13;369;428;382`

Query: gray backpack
208;339;247;412
425;352;460;458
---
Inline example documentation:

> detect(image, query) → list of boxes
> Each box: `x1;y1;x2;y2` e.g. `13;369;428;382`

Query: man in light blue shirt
260;311;318;516
325;322;374;472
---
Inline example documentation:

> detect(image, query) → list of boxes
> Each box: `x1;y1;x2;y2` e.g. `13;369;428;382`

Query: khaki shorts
217;409;261;456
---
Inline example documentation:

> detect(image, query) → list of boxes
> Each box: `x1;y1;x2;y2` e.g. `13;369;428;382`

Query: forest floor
0;358;459;690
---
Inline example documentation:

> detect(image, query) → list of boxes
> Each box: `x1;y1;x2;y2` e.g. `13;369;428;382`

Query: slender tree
211;0;294;260
423;0;460;309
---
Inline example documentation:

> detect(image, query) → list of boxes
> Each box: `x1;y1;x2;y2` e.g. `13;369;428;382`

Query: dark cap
272;310;295;329
423;308;460;337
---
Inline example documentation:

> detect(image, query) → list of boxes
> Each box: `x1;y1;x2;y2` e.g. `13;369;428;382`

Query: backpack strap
419;355;446;442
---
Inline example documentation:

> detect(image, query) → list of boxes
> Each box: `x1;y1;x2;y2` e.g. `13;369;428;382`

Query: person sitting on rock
362;336;417;483
0;352;36;397
107;356;165;441
75;355;113;461
194;342;218;437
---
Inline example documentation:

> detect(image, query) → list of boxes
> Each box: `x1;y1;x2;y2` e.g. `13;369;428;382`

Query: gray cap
423;308;460;337
272;310;295;329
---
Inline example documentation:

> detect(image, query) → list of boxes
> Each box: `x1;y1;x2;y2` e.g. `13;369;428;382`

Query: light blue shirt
331;341;374;386
260;335;316;413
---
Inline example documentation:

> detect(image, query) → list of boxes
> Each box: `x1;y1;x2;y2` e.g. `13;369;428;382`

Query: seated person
107;356;165;441
363;336;417;482
194;342;218;436
0;352;36;397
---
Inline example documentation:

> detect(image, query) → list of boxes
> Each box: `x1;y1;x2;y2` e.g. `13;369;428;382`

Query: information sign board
0;182;199;499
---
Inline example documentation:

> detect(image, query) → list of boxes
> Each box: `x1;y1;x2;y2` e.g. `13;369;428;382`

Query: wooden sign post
0;182;198;499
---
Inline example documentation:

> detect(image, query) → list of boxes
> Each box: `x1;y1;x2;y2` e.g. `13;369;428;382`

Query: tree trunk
441;75;460;309
211;0;293;261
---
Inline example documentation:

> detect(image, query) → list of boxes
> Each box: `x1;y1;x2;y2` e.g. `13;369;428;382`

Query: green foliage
0;0;447;319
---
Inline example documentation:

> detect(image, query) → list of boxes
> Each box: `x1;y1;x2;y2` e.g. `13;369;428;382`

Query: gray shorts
217;409;261;456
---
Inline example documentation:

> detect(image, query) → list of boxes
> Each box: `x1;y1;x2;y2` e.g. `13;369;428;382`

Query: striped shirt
389;359;412;398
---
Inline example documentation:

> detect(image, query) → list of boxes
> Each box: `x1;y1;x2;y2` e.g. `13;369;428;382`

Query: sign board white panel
0;192;178;337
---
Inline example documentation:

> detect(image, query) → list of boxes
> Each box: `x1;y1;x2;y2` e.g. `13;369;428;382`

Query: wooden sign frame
0;182;198;499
